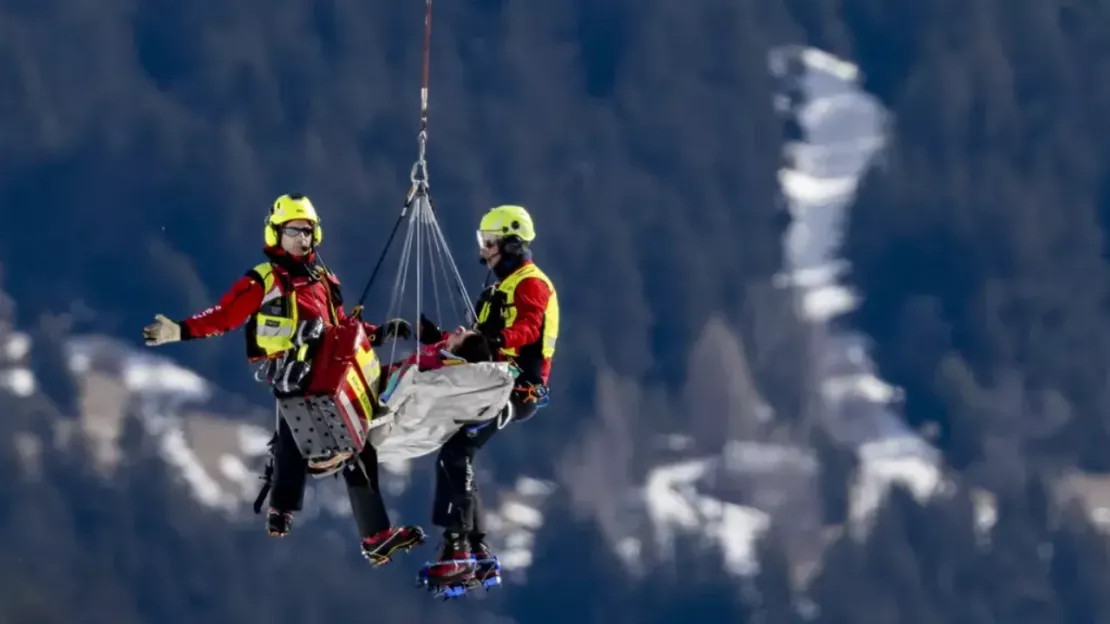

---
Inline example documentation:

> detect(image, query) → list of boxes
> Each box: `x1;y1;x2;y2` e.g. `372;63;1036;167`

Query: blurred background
4;0;1110;622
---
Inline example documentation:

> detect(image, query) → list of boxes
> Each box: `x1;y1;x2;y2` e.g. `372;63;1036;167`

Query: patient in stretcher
378;329;495;402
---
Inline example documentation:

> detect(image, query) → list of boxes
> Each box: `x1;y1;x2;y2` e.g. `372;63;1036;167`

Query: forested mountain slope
3;0;1110;622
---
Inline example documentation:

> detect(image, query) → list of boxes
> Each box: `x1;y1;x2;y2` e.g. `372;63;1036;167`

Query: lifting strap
352;0;476;371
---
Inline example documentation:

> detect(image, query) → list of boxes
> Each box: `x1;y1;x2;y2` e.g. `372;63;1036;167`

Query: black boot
469;534;502;589
361;525;427;566
266;508;293;537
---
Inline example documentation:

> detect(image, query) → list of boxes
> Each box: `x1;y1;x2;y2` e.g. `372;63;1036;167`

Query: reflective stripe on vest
251;262;299;358
479;263;559;359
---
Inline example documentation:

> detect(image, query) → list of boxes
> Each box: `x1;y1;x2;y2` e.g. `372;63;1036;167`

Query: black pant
269;418;391;539
431;391;538;536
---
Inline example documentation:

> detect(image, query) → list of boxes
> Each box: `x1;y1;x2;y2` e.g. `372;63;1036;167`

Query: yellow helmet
264;193;323;247
476;205;535;249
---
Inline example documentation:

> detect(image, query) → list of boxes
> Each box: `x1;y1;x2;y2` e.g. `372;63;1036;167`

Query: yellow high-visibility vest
245;262;337;362
477;263;559;367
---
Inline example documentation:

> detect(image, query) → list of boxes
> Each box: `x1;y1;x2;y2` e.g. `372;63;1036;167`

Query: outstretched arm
178;274;265;340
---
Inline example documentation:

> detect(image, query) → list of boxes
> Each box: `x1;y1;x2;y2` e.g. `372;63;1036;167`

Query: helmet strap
491;244;529;279
499;235;526;257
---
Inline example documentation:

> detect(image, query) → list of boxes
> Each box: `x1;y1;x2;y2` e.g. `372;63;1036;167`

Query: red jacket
178;247;377;344
384;340;450;378
487;261;553;385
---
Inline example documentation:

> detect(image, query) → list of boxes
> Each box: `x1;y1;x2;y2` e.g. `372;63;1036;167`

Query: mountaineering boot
361;525;427;566
469;534;502;590
266;508;293;537
424;532;477;588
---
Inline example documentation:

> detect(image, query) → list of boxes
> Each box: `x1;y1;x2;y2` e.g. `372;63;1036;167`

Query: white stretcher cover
370;357;516;463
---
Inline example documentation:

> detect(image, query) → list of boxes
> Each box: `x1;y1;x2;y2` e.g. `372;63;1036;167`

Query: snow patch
1;368;35;397
502;500;544;529
58;335;251;511
851;438;943;523
802;285;859;323
483;476;556;579
799;47;861;82
219;453;260;500
778;168;859;206
65;335;211;404
516;476;557;498
4;332;30;361
644;458;771;575
123;361;208;400
773;45;941;479
821;373;900;404
636;46;911;579
0;332;35;397
145;410;234;511
237;424;273;457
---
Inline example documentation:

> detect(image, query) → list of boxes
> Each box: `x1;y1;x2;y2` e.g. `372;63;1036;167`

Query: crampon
471;553;503;591
362;526;427;567
414;560;474;600
414;555;502;600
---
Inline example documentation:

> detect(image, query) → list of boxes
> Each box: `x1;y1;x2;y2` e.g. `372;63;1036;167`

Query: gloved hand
374;318;413;342
509;384;549;423
273;360;312;395
143;314;181;346
416;313;443;345
293;318;325;347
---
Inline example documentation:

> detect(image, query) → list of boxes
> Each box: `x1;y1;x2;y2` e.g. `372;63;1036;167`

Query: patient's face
444;328;472;351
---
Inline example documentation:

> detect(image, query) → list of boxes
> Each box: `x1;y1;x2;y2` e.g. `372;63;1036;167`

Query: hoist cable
415;192;424;366
384;206;416;326
419;0;432;137
429;215;460;326
350;0;484;377
422;202;445;326
426;197;476;326
412;0;432;368
384;201;419;368
352;0;432;314
353;195;411;314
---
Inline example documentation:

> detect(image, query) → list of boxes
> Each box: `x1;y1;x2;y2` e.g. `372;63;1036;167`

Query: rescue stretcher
273;319;515;475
